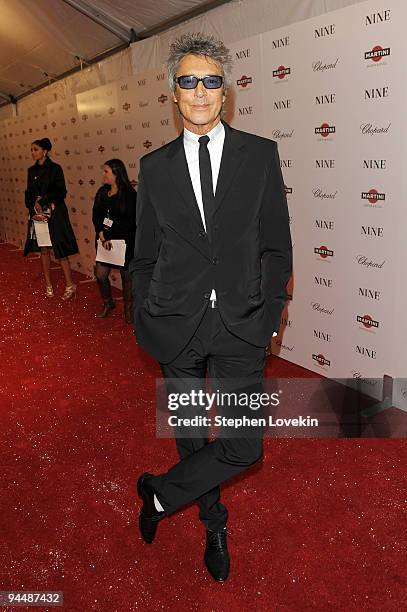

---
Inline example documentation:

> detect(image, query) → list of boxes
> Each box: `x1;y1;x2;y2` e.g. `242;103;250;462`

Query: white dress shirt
184;121;225;301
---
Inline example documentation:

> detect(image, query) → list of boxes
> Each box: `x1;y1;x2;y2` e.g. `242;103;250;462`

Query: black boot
122;276;134;324
96;300;116;318
96;272;115;318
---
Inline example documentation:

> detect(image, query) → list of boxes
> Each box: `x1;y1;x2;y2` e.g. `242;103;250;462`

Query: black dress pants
153;305;266;532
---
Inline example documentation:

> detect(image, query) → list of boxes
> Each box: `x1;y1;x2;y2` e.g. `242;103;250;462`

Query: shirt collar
183;120;224;145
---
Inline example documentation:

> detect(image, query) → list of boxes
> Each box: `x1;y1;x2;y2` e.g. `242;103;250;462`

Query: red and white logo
314;245;334;259
361;189;385;204
312;353;330;367
357;314;379;329
237;75;253;88
272;66;291;79
365;46;390;62
315;123;336;137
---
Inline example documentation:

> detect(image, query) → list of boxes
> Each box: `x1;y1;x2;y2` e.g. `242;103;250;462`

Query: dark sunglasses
174;75;224;89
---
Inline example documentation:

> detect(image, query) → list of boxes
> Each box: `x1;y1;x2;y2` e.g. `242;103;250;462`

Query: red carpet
0;243;405;611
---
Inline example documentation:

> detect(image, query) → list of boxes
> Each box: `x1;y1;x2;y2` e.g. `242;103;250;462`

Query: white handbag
33;220;52;247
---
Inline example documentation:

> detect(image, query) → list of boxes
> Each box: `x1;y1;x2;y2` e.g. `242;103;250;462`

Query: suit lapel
214;122;247;215
167;133;205;232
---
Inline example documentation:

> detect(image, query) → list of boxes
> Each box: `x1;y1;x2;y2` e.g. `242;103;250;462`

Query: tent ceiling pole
138;0;233;38
61;0;131;42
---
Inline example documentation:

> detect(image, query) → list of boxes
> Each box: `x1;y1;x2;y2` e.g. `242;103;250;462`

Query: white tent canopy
0;0;226;103
0;0;365;110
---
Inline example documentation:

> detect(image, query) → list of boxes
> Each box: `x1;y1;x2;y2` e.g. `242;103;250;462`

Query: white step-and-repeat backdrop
0;0;406;406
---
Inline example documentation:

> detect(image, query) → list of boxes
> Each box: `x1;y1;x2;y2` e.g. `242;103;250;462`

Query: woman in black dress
92;159;137;322
25;138;79;299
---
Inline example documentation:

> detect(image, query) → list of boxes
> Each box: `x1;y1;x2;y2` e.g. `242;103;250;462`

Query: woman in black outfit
25;138;79;299
92;159;137;323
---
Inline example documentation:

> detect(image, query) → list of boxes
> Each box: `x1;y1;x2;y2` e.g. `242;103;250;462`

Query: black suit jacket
129;122;292;364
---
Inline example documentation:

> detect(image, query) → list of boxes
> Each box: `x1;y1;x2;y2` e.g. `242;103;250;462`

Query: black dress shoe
204;528;230;582
137;472;165;544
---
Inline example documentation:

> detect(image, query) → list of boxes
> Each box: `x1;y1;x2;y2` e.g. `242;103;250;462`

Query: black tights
95;262;132;303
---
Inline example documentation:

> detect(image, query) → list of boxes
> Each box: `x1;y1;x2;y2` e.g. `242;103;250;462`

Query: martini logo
51;121;57;128
78;179;84;186
98;145;105;153
89;179;95;186
315;245;333;259
81;114;88;121
126;144;135;150
64;150;70;156
272;66;290;79
315;123;335;137
312;353;330;367
122;102;131;112
357;314;379;329
108;107;116;115
365;45;390;61
139;101;148;108
70;117;76;124
361;189;385;204
143;140;152;150
158;94;168;104
237;75;252;88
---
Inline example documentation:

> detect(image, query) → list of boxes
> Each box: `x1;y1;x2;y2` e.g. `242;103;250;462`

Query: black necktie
198;135;214;242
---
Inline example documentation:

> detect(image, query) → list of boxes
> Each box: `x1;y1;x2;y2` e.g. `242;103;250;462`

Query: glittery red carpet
0;243;405;612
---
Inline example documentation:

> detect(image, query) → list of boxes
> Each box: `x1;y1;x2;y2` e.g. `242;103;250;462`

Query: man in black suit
130;33;292;582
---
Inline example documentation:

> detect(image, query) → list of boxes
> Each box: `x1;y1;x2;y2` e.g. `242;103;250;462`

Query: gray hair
167;32;233;93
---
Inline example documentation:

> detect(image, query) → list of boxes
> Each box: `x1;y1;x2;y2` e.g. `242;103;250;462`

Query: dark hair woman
24;138;79;299
92;159;137;323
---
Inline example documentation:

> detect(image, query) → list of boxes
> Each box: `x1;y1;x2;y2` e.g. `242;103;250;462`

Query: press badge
103;217;113;228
